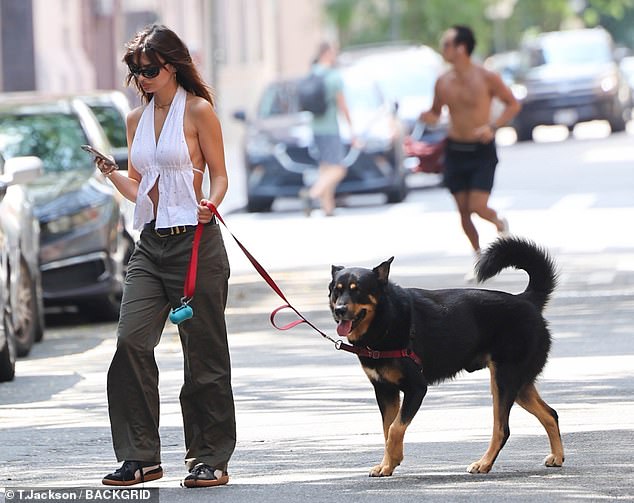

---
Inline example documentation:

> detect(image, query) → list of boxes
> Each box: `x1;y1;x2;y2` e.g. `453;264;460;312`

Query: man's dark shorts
443;139;498;194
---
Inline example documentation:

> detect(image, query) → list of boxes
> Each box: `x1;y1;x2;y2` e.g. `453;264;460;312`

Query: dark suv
512;27;631;141
234;63;407;212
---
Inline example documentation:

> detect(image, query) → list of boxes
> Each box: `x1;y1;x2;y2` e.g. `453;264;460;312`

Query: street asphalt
1;246;633;502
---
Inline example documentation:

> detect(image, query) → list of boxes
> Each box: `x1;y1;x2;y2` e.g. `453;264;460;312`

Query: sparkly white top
130;86;200;230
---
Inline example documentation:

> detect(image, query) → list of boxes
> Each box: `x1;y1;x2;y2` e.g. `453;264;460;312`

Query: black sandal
102;460;163;486
182;463;229;488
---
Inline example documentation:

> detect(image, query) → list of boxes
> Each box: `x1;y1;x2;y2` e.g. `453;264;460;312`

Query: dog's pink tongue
337;320;353;337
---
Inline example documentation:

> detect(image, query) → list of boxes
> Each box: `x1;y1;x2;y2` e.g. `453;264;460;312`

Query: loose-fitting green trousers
107;221;235;471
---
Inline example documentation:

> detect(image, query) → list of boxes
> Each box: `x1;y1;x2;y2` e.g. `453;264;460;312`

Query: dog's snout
334;305;348;317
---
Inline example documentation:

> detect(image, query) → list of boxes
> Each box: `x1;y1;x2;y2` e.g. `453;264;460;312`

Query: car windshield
341;69;383;111
373;68;436;101
258;82;301;117
530;35;612;66
257;73;382;119
0;112;93;197
87;104;127;148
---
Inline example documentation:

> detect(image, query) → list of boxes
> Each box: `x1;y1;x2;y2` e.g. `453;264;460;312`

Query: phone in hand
81;144;117;167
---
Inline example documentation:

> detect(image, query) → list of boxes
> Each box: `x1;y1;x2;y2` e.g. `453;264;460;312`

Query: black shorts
443;139;498;194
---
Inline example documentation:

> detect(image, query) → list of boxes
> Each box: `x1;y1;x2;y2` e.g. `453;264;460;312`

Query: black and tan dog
329;237;564;476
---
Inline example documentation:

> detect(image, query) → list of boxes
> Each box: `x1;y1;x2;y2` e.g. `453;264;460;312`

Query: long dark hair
123;24;214;105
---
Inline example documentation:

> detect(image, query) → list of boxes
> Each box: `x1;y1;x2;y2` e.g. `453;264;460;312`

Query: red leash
181;202;422;367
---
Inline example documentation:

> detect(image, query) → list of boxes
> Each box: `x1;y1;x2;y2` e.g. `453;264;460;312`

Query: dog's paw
544;454;564;467
369;464;395;477
467;460;492;474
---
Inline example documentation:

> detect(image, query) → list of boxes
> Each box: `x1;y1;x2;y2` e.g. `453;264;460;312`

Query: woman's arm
192;99;228;222
97;108;142;202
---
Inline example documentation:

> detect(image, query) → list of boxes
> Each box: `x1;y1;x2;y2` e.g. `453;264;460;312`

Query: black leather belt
153;225;196;237
145;217;215;238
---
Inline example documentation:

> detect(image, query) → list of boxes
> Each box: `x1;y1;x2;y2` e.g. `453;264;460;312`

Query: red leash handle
183;224;204;299
185;202;336;343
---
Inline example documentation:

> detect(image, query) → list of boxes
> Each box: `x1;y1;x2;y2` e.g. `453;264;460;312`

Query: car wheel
247;196;274;213
14;259;37;357
81;293;121;323
0;308;17;382
515;123;534;142
385;176;408;204
609;112;626;133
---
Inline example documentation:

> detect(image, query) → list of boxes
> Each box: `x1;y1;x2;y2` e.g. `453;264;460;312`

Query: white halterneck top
130;85;201;230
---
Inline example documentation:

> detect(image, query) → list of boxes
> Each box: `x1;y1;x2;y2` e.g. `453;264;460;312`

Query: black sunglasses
128;65;162;79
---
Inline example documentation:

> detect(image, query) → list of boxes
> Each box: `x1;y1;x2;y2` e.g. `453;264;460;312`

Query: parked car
484;50;521;86
0;156;42;381
77;90;131;171
234;62;407;212
618;55;634;108
0;93;134;320
0;150;45;356
339;44;445;133
511;27;631;141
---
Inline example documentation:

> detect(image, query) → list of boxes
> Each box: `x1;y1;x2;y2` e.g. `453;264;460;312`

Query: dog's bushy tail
476;236;558;310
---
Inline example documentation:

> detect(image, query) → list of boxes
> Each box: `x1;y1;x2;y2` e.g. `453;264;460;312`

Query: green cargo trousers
107;220;236;471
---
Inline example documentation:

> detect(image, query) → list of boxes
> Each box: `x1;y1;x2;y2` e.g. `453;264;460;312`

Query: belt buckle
154;225;188;237
154;227;172;238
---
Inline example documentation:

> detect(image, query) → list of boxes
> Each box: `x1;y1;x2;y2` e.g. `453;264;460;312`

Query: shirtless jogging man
421;25;520;266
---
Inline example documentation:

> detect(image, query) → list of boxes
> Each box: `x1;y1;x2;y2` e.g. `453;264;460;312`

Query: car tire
609;112;626;133
385;176;408;204
14;259;37;357
81;293;121;323
515;123;534;142
247;196;274;213
0;309;17;382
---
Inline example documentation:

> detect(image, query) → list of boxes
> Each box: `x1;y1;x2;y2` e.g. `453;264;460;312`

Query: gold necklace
154;100;172;110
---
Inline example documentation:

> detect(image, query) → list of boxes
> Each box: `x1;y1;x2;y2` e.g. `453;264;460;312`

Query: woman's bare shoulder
186;94;219;128
126;105;145;128
187;94;215;114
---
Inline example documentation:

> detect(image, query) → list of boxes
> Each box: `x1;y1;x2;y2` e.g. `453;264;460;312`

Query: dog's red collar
335;341;423;367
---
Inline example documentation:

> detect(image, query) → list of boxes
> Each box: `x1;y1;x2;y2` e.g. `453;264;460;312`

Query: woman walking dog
95;24;235;488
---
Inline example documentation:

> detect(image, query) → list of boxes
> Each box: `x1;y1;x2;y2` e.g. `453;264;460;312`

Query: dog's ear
373;257;394;284
331;265;344;278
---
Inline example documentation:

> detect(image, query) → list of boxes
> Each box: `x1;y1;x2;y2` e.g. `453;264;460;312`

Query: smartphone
81;144;117;167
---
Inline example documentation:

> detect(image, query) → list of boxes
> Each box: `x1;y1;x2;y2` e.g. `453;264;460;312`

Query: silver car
0;156;42;381
0;94;133;321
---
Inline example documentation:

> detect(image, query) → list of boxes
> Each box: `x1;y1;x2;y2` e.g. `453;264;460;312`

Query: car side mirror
0;156;43;186
233;110;247;122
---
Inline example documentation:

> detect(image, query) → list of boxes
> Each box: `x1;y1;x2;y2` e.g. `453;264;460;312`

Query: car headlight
599;74;618;93
43;204;109;235
511;83;528;101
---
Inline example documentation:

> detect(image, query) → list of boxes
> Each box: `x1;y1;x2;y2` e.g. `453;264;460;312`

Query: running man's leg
468;190;507;233
453;190;481;253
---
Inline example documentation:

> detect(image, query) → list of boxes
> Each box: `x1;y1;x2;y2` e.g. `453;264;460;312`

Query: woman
96;24;235;488
301;41;355;217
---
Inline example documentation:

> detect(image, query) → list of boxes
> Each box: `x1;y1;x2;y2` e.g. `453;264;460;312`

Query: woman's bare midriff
147;173;204;219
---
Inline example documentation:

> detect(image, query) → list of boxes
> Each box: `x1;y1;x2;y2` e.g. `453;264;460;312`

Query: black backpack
297;72;328;116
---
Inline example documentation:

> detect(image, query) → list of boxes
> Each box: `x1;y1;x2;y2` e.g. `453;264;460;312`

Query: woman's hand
95;156;117;177
197;199;215;224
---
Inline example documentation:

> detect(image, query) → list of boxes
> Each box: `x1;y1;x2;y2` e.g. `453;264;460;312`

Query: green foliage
323;0;634;54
